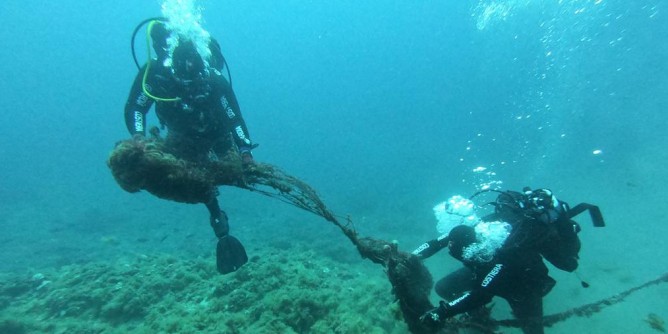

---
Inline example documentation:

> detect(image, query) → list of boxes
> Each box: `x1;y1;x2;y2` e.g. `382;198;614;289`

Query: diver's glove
240;150;253;164
419;301;451;330
239;143;259;164
132;133;146;141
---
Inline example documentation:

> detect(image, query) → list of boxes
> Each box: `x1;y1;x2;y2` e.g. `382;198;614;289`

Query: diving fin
216;235;248;274
568;203;606;227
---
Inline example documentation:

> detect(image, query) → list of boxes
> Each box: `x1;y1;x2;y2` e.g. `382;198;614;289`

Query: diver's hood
448;225;476;261
172;40;207;81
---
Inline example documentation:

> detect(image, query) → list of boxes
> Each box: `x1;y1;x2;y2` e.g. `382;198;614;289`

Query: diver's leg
206;134;232;237
205;196;228;238
508;295;544;334
206;195;248;274
204;135;234;238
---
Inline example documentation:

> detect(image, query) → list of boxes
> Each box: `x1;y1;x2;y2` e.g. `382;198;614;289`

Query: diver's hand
239;145;257;165
132;133;146;141
419;301;450;330
241;151;254;164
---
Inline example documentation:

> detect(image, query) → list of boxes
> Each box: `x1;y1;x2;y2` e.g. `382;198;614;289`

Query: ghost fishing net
108;135;667;334
107;136;219;203
107;135;439;332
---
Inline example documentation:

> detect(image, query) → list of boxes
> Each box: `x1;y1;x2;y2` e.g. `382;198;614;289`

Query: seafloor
0;245;408;334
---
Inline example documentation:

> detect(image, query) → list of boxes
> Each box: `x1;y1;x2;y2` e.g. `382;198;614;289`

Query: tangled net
107;135;438;332
108;135;668;334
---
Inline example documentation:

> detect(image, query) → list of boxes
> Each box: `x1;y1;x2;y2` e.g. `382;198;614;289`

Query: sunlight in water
473;0;520;30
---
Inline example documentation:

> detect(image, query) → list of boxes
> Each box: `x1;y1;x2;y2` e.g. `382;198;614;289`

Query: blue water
1;0;666;331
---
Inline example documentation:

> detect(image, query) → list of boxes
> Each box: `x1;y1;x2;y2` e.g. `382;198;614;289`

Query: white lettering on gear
133;111;144;132
481;264;503;287
235;126;251;145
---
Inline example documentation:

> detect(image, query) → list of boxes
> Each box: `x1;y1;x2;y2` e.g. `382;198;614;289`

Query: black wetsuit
414;229;556;334
124;39;252;165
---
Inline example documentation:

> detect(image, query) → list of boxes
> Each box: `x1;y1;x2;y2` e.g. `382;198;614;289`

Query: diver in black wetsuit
415;188;605;333
123;20;254;274
417;225;555;334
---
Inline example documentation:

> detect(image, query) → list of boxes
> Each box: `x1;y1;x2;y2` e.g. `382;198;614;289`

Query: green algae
0;246;408;334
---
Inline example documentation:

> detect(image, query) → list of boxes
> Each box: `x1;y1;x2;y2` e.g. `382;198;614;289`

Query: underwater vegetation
0;246;408;334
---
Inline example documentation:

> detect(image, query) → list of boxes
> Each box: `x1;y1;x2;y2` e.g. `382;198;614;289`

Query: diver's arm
219;79;253;152
124;64;154;136
412;234;449;260
439;289;494;318
439;264;504;317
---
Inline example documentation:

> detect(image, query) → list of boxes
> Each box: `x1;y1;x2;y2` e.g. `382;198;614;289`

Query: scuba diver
123;18;256;274
414;188;605;333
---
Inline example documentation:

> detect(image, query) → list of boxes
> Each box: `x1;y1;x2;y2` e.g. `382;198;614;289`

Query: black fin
568;203;606;227
216;235;248;274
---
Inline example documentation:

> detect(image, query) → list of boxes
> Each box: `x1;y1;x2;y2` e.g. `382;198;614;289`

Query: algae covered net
107;135;668;334
107;135;440;332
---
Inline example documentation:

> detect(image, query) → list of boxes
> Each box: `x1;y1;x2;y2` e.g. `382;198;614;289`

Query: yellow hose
142;20;180;102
